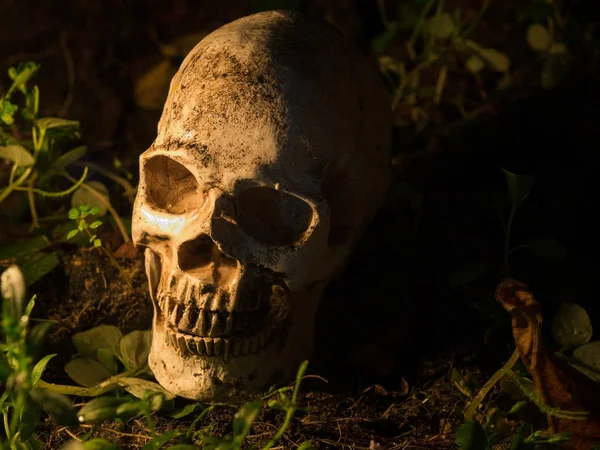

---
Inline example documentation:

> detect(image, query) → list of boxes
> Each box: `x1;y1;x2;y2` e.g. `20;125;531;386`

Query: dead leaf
496;278;600;449
134;59;176;110
113;242;138;259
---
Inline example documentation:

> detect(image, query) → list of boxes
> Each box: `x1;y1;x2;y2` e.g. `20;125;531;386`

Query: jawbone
149;304;316;401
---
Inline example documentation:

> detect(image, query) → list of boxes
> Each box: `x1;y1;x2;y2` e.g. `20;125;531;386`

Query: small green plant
0;62;89;229
67;205;104;247
56;360;313;449
66;205;132;286
449;168;566;288
1;265;77;450
200;361;312;450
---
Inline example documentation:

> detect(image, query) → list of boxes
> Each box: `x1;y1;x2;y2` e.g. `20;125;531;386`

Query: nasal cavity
178;235;237;278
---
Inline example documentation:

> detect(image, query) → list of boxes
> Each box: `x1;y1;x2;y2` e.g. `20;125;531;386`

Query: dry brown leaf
134;59;176;110
496;278;600;449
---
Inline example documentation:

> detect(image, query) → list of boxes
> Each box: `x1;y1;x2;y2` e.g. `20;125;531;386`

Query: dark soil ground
1;0;600;449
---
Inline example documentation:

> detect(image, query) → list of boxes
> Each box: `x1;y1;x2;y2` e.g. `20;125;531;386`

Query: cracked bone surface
131;10;392;401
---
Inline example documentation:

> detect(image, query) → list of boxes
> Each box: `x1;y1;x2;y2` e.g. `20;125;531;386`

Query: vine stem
0;167;32;205
504;202;517;274
260;361;309;450
38;370;135;397
464;349;520;422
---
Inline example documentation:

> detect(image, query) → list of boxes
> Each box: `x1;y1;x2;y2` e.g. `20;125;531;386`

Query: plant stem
0;167;32;205
504;371;588;420
460;0;491;38
63;175;130;244
261;361;309;450
38;370;135;397
27;172;39;230
76;161;137;204
504;203;517;274
464;349;519;422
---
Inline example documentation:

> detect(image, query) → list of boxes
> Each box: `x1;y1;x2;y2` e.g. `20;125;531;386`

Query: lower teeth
165;328;269;361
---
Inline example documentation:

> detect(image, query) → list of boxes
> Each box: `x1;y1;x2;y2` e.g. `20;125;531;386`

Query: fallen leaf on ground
496;278;600;449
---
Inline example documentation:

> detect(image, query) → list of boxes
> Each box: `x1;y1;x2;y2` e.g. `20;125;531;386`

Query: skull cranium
132;10;391;400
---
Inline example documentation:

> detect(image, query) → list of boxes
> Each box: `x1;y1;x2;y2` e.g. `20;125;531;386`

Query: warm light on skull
132;10;392;400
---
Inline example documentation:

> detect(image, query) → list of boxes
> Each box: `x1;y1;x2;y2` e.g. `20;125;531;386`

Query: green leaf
426;12;455;39
19;394;43;442
51;146;87;171
82;439;121;450
481;48;510;73
27;320;55;355
31;353;56;386
297;442;314;450
38;146;88;185
77;396;127;423
30;388;78;426
507;400;528;415
455;421;491;450
115;401;143;418
90;206;101;216
232;400;262;441
372;22;399;53
67;229;79;240
510;424;534;450
23;85;39;121
526;23;552;52
572;341;600;381
524;237;566;260
21;251;60;286
68;208;80;220
119;329;152;371
97;348;119;375
72;324;123;359
0;100;18;125
0;144;35;166
93;239;102;247
7;62;40;95
64;357;113;387
90;220;102;229
0;236;51;261
35;117;79;133
141;430;182;449
60;439;120;450
117;377;176;402
24;294;35;317
551;302;593;347
503;169;534;209
465;55;485;74
71;181;110;217
169;401;203;419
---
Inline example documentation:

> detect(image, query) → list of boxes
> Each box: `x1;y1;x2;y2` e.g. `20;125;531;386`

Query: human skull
132;10;391;401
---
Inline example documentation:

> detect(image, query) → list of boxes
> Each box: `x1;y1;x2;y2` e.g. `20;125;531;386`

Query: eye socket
236;187;313;246
143;155;202;214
